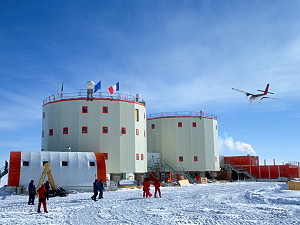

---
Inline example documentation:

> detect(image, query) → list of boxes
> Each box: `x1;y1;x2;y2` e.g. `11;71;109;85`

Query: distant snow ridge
219;134;256;155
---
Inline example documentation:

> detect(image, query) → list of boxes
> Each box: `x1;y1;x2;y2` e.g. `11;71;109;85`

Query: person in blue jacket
97;179;104;199
28;180;36;205
91;179;98;201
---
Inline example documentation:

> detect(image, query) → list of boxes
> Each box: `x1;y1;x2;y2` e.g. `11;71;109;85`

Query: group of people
28;180;50;213
142;178;161;198
91;179;104;201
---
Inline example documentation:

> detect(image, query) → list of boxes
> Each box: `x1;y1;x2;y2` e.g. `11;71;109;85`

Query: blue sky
1;0;300;167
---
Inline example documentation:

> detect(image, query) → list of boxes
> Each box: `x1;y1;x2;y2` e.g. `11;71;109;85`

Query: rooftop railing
147;111;217;119
43;90;146;105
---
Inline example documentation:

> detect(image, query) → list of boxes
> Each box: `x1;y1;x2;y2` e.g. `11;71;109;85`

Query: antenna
86;81;95;101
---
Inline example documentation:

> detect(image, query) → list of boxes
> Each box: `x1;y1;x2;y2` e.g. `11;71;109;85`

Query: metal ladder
0;161;8;179
148;158;195;184
224;164;257;181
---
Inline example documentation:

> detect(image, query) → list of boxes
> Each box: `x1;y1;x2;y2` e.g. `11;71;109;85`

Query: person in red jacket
153;178;161;198
142;178;152;198
37;184;48;213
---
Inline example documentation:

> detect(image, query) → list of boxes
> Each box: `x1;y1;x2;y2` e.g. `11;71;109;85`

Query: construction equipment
37;162;68;197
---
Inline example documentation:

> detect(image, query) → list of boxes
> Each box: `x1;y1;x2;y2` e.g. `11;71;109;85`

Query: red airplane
232;84;281;103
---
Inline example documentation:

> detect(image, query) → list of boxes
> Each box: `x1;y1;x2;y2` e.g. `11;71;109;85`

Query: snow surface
1;175;300;225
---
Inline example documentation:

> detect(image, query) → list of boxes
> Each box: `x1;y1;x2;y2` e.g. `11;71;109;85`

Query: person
153;178;161;198
142;178;152;198
97;179;104;199
37;184;48;213
28;180;36;205
91;179;98;201
44;181;50;200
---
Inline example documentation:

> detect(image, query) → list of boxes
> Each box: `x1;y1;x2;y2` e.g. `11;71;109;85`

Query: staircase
224;164;257;181
148;158;195;184
0;161;8;179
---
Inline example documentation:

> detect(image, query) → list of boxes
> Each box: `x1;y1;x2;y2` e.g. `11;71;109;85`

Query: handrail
147;111;217;119
43;90;146;105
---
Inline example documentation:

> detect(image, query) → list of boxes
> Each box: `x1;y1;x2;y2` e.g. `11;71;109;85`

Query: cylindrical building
147;112;219;177
41;90;147;181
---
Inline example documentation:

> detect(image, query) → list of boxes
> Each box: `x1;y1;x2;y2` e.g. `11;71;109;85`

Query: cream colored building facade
41;92;147;178
147;112;219;175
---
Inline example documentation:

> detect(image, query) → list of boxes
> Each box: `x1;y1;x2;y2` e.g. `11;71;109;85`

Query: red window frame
179;156;184;162
102;106;108;113
194;156;198;162
82;126;88;133
192;122;197;127
136;154;139;160
136;129;139;135
82;106;88;113
103;153;108;160
121;127;126;134
151;124;155;129
63;127;68;134
178;122;182;127
49;129;53;136
102;126;108;133
141;154;144;160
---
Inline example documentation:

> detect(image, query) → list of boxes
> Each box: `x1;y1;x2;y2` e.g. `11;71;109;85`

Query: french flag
108;82;119;94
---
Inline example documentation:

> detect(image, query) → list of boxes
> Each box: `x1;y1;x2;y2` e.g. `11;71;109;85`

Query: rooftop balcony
147;111;217;119
43;90;146;105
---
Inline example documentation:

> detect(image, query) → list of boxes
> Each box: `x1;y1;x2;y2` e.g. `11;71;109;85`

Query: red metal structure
224;156;299;180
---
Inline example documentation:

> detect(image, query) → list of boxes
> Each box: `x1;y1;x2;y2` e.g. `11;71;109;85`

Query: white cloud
219;134;256;155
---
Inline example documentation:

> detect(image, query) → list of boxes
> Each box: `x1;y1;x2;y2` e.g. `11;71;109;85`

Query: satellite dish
86;81;95;90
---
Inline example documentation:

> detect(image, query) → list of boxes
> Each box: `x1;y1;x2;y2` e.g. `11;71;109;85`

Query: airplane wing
261;97;281;100
232;88;253;96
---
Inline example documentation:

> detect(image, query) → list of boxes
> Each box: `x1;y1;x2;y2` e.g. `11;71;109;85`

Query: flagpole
58;80;60;97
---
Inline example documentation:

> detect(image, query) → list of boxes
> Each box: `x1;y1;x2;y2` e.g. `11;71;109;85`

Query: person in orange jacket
37;184;48;213
142;178;152;198
153;178;161;198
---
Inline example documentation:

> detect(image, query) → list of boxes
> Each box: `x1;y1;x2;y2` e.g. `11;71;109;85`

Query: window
102;126;108;133
103;153;108;160
151;124;155;129
62;161;68;166
136;129;139;135
43;161;49;166
121;127;126;134
82;126;88;133
135;109;139;121
136;154;139;160
102;106;108;113
178;122;182;127
144;131;146;137
63;127;68;134
42;131;44;138
49;129;53;136
23;161;29;166
43;112;45;119
192;122;197;127
216;125;218;130
141;154;144;160
194;156;198;162
179;156;184;162
82;106;88;113
89;161;95;166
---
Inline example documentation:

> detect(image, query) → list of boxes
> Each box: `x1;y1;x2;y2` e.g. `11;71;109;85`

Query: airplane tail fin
264;84;270;94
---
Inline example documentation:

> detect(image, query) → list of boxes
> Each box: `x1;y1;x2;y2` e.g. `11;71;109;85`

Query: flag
94;81;101;93
108;82;119;94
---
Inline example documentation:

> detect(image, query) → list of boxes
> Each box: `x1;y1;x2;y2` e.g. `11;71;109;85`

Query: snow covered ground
1;175;300;225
